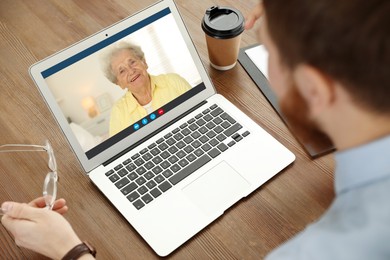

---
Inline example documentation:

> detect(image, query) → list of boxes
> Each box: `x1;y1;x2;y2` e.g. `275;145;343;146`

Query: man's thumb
1;202;39;219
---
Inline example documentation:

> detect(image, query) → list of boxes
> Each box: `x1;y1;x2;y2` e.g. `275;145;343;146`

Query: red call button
158;108;164;115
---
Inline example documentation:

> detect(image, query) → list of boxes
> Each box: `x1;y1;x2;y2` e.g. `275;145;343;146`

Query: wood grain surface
0;1;335;259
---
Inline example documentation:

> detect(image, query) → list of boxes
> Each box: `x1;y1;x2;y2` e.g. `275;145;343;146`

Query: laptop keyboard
105;104;250;210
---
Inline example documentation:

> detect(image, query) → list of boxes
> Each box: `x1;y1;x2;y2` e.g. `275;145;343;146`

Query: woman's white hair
100;41;145;84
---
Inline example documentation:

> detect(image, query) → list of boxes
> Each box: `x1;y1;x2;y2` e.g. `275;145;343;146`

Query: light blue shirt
266;135;390;260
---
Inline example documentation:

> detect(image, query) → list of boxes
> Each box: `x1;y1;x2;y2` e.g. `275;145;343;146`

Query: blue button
142;118;148;125
150;113;156;120
133;123;140;130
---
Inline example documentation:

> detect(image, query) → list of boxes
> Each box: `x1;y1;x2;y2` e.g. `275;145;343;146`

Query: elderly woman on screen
101;42;192;136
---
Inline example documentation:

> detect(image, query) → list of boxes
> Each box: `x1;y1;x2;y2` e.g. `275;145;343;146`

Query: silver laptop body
29;0;295;256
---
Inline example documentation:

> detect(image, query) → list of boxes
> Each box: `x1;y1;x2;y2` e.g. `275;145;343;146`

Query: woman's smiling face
111;49;149;92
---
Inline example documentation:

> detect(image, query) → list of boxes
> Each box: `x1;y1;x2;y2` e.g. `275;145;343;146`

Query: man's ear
293;64;335;116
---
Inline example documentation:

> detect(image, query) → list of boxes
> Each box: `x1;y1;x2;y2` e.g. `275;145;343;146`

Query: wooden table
0;1;335;259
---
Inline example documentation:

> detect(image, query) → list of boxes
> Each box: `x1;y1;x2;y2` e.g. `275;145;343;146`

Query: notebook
29;0;295;256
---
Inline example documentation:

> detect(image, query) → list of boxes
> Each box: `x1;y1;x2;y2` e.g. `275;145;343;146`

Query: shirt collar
334;134;390;195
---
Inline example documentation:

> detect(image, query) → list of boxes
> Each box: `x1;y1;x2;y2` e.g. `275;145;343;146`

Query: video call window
44;12;202;153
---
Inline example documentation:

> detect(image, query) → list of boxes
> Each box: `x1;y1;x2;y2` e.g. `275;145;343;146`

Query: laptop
29;0;295;256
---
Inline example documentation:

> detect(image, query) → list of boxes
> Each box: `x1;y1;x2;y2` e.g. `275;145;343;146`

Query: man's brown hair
263;0;390;113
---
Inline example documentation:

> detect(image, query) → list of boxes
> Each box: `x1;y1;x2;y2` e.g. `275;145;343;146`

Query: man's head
260;0;390;150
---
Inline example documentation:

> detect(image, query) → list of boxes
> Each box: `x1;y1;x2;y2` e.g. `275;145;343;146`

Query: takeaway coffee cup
202;6;245;70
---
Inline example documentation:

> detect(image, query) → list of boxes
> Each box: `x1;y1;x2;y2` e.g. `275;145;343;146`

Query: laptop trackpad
183;161;250;216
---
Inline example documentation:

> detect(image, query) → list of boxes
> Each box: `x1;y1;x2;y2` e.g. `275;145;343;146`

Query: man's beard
280;83;334;155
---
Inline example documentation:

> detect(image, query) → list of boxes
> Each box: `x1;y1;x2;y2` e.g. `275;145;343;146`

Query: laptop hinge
103;100;208;167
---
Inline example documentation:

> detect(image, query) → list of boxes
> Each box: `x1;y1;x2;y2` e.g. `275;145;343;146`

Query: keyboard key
122;182;137;195
166;138;176;146
242;131;250;137
144;172;155;180
210;107;223;116
142;194;153;204
152;165;163;174
164;133;173;139
127;191;140;202
184;145;194;153
224;123;242;137
134;158;145;167
196;118;206;126
154;174;164;183
146;180;157;189
105;169;114;177
201;143;212;152
180;122;188;129
183;136;194;144
172;127;180;134
126;163;136;172
176;150;186;159
216;134;226;142
191;131;201;139
115;177;130;189
162;169;173;178
127;172;138;181
206;130;216;138
173;133;184;141
217;143;228;152
168;155;179;164
150;188;162;198
202;108;210;114
199;126;208;134
178;159;189;167
176;141;186;149
133;199;144;210
136;166;146;175
152;156;163;164
170;164;181;173
208;148;221;158
213;117;223;125
144;161;155;170
221;112;236;124
140;148;148;154
169;155;211;185
210;104;218;110
136;176;146;185
150;147;160;156
191;140;202;148
195;113;202;119
168;146;178;154
181;128;191;136
159;181;172;192
221;121;231;129
194;148;204;157
186;153;197;162
156;138;164;144
199;136;209;144
187;118;196;124
131;153;140;160
188;123;199;131
209;138;219;147
142;152;153;161
214;125;224;133
160;161;171;169
109;174;120;183
203;114;213;122
148;143;157;149
114;164;123;171
137;186;148;195
117;168;128;177
228;140;236;147
160;151;170;159
158;142;168;151
122;159;131;165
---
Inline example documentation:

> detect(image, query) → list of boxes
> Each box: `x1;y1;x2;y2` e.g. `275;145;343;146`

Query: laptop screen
36;4;212;167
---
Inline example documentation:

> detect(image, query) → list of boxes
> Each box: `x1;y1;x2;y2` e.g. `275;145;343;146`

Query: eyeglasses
0;140;58;211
